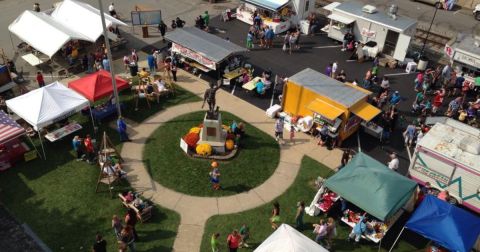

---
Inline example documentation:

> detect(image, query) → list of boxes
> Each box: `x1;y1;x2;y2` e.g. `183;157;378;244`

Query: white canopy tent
254;224;329;252
6;82;92;159
8;0;127;58
8;10;89;58
51;0;127;42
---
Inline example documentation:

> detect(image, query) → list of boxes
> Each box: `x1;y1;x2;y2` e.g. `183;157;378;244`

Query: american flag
0;111;25;144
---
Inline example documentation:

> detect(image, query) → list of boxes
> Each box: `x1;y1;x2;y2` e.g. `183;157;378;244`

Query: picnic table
242;76;261;91
21;53;45;66
223;67;244;80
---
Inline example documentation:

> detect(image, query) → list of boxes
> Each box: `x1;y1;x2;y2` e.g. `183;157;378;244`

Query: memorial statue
202;81;221;118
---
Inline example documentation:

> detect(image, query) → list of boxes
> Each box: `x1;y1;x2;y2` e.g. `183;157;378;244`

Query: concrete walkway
120;70;342;252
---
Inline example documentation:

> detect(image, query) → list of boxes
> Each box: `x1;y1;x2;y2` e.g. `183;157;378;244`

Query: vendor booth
318;153;417;243
445;34;480;88
8;0;126;62
254;224;329;252
68;70;128;122
327;1;417;61
236;0;315;34
164;27;247;77
281;68;380;145
0;111;30;171
6;82;92;159
390;195;480;252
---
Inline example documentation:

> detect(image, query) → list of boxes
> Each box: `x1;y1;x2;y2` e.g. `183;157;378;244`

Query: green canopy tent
325;152;417;221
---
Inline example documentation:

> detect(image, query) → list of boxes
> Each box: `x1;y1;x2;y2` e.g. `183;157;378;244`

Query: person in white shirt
154;77;168;92
332;61;338;78
387;153;399;171
108;3;117;17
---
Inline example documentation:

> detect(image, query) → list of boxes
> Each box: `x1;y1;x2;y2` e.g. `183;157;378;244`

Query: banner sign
361;28;376;39
171;43;217;70
444;44;454;58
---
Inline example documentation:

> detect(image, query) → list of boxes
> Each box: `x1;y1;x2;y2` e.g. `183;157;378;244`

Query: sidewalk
120;69;342;251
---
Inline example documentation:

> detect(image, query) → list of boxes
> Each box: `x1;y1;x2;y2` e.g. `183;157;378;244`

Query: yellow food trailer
282;68;381;144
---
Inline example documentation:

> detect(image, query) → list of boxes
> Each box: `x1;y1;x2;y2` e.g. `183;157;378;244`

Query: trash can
129;63;138;76
142;26;149;38
417;56;428;71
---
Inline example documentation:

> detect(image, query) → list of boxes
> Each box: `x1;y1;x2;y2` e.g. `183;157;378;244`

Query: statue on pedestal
202;81;221;119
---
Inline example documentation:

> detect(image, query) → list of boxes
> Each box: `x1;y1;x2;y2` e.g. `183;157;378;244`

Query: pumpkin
196;143;212;156
225;139;235;150
183;132;200;149
189;127;201;134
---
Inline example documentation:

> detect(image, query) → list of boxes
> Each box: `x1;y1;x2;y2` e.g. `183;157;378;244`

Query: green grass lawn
200;156;428;252
144;111;280;197
0;86;199;251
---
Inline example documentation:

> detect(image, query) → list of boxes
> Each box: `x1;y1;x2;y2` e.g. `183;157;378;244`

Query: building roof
289;68;368;107
418;118;480;171
452;35;480;57
242;0;290;11
164;27;247;63
333;1;417;32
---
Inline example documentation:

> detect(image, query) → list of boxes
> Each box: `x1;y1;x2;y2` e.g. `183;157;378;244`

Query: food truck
444;34;480;87
326;1;417;61
281;68;381;145
236;0;315;34
408;118;480;213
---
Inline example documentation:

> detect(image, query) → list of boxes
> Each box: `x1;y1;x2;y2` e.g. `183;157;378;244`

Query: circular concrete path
121;71;341;251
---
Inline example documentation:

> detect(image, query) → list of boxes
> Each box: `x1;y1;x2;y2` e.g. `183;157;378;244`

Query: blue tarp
406;195;480;252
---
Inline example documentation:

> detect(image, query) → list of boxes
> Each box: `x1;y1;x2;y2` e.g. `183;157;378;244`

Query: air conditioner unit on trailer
362;5;377;14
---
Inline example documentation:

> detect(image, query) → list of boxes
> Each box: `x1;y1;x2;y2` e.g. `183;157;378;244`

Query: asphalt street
210;16;418;173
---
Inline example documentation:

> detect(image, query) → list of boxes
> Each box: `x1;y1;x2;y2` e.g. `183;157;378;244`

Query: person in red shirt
227;230;242;252
84;134;95;163
36;72;45;87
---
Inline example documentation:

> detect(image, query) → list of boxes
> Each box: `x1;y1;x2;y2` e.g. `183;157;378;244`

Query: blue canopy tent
389;195;480;252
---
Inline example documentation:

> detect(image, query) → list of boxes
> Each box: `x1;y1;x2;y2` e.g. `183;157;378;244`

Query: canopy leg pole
26;134;41;159
388;227;405;252
9;32;16;54
378;237;382;252
89;106;97;135
38;132;47;160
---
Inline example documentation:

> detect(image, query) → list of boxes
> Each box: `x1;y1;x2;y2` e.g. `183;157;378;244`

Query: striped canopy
0;110;25;145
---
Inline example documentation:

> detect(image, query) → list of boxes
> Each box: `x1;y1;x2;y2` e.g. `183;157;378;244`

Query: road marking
231;84;236;95
346;59;356;62
384;72;417;77
313;45;342;49
406;145;413;162
453;10;460;15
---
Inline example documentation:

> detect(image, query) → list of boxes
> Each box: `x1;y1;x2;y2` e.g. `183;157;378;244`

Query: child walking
209;161;221;190
290;125;295;144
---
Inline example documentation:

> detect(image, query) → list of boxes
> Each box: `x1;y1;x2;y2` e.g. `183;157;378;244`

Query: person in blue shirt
265;26;274;48
117;116;130;142
147;51;156;73
390;91;401;106
72;135;84;161
102;56;110;72
348;214;367;243
255;79;265;95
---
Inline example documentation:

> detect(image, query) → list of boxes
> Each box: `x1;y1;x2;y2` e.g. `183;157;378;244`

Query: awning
323;2;341;11
327;14;355;24
350;102;381;122
307;99;344;121
243;0;290;12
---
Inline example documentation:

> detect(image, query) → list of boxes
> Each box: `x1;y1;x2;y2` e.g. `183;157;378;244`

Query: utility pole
420;2;440;58
97;0;122;117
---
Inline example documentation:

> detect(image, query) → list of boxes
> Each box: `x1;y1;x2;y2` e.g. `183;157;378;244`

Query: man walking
274;117;284;144
36;72;45;88
147;50;156;74
117;116;130;142
158;21;167;42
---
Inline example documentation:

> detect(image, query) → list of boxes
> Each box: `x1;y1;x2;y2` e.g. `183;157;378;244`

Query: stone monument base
198;112;227;154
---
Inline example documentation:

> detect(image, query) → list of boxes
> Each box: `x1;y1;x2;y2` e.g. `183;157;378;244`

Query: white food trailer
236;0;315;34
408;118;480;213
326;1;417;61
445;34;480;76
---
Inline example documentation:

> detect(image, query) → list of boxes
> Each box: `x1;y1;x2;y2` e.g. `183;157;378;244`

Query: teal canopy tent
325;152;417;221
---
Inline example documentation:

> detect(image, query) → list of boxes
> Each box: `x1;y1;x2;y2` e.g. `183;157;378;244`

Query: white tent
6;82;91;159
254;224;329;252
51;0;127;42
6;82;89;131
8;10;89;58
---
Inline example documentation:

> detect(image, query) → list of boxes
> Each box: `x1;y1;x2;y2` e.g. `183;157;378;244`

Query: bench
118;194;153;223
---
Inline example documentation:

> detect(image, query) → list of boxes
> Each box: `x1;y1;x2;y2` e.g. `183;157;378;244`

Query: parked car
412;0;443;9
474;4;480;20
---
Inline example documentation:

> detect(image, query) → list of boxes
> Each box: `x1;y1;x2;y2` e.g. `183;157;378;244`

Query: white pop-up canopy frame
6;82;93;159
8;0;127;58
254;224;329;252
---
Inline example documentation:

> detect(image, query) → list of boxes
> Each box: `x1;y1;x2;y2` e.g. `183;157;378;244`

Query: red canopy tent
68;70;129;102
